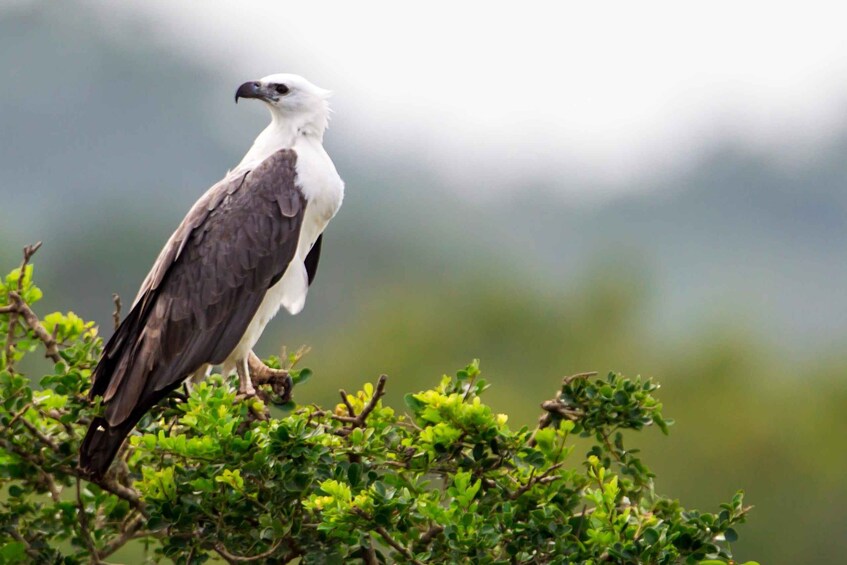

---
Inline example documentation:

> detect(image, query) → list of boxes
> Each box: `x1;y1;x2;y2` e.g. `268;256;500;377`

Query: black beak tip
235;81;262;104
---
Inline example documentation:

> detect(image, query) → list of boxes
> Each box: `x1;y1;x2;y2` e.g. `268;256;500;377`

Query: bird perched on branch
80;74;344;478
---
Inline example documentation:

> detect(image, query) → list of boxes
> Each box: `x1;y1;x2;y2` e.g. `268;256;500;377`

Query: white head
235;73;332;137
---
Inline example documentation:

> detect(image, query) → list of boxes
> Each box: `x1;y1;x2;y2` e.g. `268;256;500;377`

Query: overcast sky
83;1;847;196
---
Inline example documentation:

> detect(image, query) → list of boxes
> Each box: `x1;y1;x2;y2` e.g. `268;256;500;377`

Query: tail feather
81;298;165;477
79;416;138;479
79;380;179;478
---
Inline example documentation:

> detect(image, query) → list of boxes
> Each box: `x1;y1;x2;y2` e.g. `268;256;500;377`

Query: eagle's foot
247;351;294;404
234;387;257;400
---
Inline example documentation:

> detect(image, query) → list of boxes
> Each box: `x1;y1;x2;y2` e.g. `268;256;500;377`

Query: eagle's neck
237;105;329;170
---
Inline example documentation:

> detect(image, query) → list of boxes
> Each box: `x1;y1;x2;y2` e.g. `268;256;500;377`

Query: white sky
87;1;847;196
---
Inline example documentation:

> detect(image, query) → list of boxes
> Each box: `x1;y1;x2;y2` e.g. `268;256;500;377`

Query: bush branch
528;371;595;446
353;508;421;565
3;244;42;370
99;513;150;559
6;291;61;363
112;293;121;330
212;539;283;563
332;375;388;429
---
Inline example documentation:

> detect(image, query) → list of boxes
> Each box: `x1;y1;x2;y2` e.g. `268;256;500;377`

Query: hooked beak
235;81;266;103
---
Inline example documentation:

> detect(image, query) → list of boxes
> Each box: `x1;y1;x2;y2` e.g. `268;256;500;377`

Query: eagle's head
236;73;331;134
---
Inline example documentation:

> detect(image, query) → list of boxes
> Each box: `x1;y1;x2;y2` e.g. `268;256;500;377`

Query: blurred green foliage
293;263;847;564
0;262;760;563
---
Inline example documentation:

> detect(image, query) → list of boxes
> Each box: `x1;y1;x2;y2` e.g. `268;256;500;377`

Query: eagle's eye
274;84;290;95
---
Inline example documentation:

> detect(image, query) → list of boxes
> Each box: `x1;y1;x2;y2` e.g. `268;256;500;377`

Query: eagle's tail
79;415;139;479
79;302;148;478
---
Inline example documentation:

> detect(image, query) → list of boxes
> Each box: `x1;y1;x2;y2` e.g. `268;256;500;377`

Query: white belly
224;138;344;368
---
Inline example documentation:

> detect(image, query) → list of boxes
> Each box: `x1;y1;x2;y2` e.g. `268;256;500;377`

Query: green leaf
404;393;425;411
0;542;26;562
642;527;659;545
292;368;312;385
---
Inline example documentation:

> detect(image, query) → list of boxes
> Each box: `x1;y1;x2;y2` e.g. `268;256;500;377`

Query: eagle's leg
236;357;257;397
247;351;293;403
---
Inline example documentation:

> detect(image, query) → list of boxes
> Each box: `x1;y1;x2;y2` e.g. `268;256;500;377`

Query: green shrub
0;250;754;564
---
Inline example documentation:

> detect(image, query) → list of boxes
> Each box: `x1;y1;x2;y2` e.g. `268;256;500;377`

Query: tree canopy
0;248;755;564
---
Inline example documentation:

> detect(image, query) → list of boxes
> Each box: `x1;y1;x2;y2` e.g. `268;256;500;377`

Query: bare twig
510;462;566;500
527;371;595;447
361;536;379;565
40;469;62;503
9;529;40;560
335;377;387;460
3;402;32;430
20;417;60;452
2;305;16;369
112;293;121;330
280;344;311;370
43;407;75;437
416;524;444;549
20;242;42;273
562;371;598;385
373;525;422;564
3;243;43;372
538;400;584;420
332;375;388;429
212;539;283;562
339;390;357;418
462;373;477;403
93;475;145;511
99;514;156;559
353;508;422;564
6;291;61;363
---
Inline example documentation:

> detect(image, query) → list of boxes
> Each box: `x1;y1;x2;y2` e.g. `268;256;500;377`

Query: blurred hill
1;3;846;564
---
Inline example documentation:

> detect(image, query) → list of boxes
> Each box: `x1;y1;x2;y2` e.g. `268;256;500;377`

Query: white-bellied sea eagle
80;74;344;477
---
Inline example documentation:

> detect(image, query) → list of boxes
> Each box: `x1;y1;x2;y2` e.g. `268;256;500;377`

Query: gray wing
90;149;305;427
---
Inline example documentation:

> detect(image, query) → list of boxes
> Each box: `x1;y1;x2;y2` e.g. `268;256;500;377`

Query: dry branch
112;293;122;330
332;375;388;430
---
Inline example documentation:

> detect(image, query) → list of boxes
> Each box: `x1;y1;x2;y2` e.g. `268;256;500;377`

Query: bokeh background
2;2;846;562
